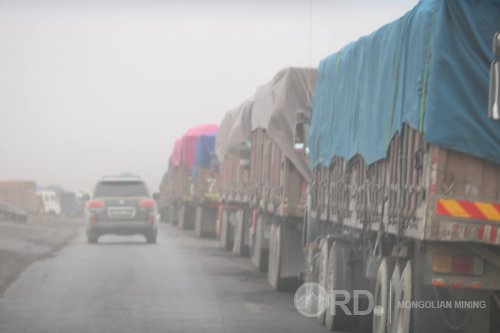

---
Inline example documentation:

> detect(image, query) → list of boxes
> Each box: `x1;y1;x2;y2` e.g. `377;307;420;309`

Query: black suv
85;175;158;244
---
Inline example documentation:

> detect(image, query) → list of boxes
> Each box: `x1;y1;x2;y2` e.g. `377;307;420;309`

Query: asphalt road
0;223;327;333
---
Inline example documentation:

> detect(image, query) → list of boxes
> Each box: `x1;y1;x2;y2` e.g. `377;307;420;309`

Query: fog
0;0;417;193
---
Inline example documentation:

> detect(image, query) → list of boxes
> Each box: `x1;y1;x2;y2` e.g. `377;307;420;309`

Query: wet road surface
0;223;327;333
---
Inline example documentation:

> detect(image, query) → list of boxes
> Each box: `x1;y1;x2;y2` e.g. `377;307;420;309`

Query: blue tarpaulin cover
194;134;217;170
309;0;500;169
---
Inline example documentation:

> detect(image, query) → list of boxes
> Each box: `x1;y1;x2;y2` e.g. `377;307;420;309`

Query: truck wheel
251;215;268;271
267;222;289;291
87;234;98;244
146;234;157;244
219;209;233;250
394;260;412;333
325;241;354;331
373;257;395;333
388;262;402;333
317;240;330;325
268;222;302;291
267;223;280;289
195;206;203;237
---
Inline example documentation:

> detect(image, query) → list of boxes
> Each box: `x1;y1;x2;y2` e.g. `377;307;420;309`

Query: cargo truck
295;1;500;332
159;124;218;230
216;100;253;256
0;181;37;222
250;68;317;290
215;68;317;288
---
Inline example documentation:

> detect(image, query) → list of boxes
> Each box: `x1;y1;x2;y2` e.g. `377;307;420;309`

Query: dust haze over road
0;1;431;333
0;0;417;192
0;224;327;333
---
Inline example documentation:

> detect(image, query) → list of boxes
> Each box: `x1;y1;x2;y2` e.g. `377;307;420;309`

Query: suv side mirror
489;32;500;120
153;192;159;200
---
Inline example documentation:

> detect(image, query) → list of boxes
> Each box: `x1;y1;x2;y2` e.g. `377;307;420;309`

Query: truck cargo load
252;67;316;181
310;0;500;168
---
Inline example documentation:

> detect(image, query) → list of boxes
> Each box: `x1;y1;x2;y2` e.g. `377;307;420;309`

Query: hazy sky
0;0;418;192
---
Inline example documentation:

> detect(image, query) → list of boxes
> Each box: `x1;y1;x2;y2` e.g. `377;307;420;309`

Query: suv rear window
93;181;149;198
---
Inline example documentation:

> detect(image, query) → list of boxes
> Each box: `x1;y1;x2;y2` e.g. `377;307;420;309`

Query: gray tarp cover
215;108;237;161
251;67;317;180
215;98;253;161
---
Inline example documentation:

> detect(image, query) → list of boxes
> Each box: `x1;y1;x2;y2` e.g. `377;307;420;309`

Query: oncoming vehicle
85;175;159;244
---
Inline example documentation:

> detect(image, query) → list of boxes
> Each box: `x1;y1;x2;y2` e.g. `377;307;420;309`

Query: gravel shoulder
0;215;82;296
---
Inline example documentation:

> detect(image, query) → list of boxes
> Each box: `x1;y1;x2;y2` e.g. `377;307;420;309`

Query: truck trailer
216;99;253;256
160;124;218;230
296;1;500;332
192;133;219;238
0;180;37;222
216;68;317;288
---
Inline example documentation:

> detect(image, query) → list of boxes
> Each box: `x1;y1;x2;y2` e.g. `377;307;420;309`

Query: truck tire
373;257;395;333
146;233;157;244
87;233;99;244
195;206;203;237
251;214;268;271
179;204;195;230
388;261;402;333
219;209;233;250
267;223;280;289
232;209;249;256
394;260;412;333
317;240;330;325
268;221;303;291
325;241;355;331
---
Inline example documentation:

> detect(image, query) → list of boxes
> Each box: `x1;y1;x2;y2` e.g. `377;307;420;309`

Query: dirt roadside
0;215;83;296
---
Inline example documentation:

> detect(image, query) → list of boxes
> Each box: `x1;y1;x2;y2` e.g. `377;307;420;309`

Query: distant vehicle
39;185;78;217
85;174;159;244
37;190;62;216
0;181;38;213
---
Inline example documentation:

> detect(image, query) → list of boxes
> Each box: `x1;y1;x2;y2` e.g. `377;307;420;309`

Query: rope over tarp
310;0;500;169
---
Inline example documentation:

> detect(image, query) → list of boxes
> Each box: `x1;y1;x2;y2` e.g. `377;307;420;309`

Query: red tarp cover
170;124;219;168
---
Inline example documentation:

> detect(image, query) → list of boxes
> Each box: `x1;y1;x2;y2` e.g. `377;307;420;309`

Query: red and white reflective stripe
439;221;500;245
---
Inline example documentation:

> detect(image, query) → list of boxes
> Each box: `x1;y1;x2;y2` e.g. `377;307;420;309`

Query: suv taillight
139;199;156;209
87;199;105;209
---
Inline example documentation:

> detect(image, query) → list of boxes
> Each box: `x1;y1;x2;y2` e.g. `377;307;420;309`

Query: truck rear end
192;134;219;238
215;101;254;255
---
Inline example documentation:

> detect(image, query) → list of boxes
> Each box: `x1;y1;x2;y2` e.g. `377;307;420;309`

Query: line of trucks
0;181;83;221
159;1;500;332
